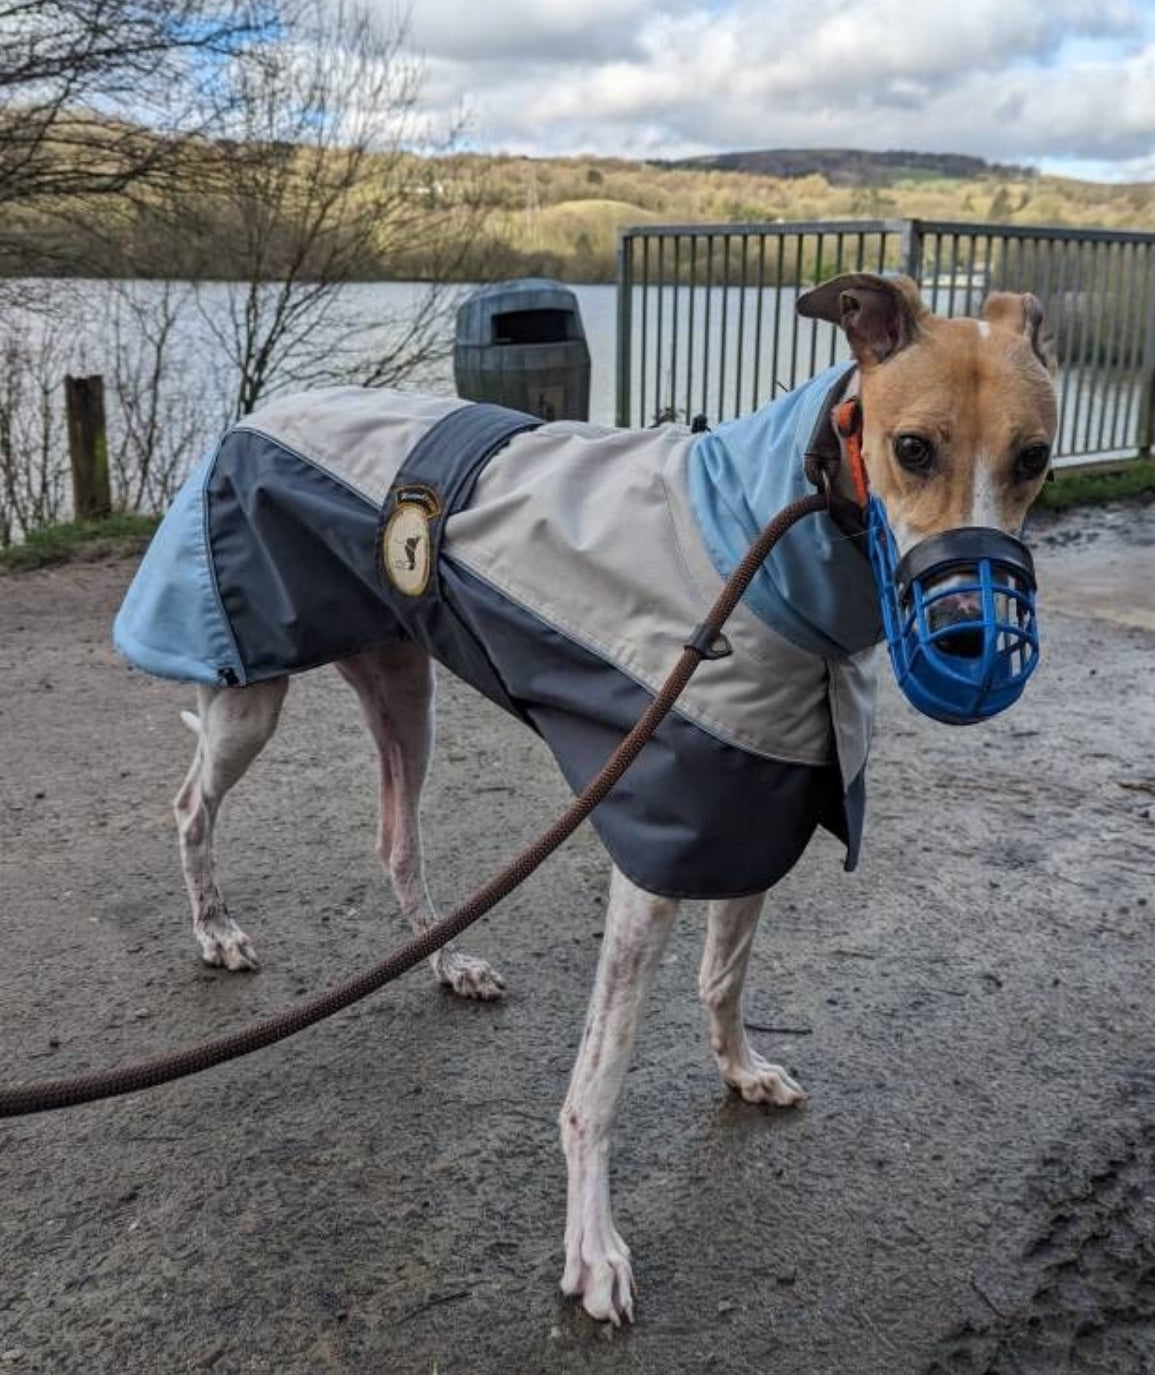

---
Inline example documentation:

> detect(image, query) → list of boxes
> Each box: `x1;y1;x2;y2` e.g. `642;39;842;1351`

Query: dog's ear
982;292;1054;372
796;272;927;367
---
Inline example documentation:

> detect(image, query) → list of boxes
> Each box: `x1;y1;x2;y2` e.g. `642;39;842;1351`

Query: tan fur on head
798;272;1059;552
982;290;1055;371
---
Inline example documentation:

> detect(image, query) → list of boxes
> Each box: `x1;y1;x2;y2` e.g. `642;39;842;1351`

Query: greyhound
122;274;1057;1324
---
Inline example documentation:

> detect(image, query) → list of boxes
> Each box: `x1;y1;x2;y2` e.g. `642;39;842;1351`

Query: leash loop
684;623;732;660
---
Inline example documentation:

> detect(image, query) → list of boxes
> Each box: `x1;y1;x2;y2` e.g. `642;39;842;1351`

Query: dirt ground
1;499;1154;1375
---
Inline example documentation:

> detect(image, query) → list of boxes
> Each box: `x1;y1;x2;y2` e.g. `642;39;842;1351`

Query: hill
668;148;1035;186
2;146;1152;285
459;153;1154;281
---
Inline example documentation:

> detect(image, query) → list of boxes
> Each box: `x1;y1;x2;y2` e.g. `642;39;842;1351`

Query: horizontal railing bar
1053;449;1147;471
623;219;1155;249
911;219;1155;247
621;218;907;241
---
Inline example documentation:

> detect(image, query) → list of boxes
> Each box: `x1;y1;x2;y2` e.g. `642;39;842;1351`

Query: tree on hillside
0;0;265;212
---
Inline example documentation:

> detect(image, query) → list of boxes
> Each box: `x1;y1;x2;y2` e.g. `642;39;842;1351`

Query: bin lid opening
492;308;575;345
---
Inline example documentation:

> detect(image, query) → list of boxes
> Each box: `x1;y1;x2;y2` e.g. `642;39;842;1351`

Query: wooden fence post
64;374;111;520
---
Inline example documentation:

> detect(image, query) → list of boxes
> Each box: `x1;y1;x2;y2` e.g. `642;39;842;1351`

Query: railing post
615;232;633;427
1138;291;1155;458
899;219;923;282
64;374;111;520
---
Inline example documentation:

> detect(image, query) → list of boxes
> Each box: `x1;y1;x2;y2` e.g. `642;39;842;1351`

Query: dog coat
115;366;881;899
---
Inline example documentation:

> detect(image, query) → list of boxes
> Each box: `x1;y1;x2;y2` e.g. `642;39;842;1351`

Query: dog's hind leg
175;677;288;971
336;642;505;1001
560;866;679;1325
698;893;807;1106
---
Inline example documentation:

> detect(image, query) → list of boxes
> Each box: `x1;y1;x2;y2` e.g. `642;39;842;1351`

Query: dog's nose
929;594;985;659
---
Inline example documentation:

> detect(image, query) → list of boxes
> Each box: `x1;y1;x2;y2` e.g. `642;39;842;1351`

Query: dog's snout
929;593;985;659
933;589;980;620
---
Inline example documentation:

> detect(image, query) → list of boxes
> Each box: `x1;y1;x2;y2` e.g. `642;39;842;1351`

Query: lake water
51;275;1141;456
0;275;1142;539
41;278;621;421
0;279;623;534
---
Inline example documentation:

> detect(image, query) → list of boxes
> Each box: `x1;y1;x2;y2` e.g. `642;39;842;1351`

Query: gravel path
1;500;1153;1374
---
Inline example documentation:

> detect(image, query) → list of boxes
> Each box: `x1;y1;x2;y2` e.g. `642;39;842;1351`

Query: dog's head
798;273;1057;720
797;272;1058;555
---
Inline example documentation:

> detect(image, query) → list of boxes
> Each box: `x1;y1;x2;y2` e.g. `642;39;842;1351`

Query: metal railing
616;218;1155;465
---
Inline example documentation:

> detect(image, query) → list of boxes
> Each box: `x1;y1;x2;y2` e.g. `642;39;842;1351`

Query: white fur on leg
699;893;808;1106
560;866;679;1324
174;678;288;972
337;645;506;1001
562;1138;634;1323
193;898;259;972
430;948;506;1000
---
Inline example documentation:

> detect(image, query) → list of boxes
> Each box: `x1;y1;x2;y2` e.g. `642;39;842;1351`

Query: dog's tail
180;710;202;736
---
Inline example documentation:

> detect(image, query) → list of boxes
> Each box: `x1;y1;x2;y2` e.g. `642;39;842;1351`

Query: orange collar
834;397;870;510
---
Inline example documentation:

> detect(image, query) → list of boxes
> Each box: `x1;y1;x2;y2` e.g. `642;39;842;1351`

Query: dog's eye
1016;444;1051;480
893;434;935;473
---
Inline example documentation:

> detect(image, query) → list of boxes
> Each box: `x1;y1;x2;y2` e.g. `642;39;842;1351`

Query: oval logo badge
382;502;432;597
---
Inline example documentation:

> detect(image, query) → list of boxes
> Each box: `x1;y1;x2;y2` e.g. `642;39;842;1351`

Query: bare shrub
0;314;68;542
107;281;213;510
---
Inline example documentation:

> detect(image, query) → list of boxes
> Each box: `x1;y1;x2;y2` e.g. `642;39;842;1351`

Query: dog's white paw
431;948;506;1001
195;906;259;972
721;1049;807;1107
561;1224;636;1325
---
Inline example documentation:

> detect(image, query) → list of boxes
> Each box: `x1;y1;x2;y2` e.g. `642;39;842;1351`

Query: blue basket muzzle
865;496;1039;725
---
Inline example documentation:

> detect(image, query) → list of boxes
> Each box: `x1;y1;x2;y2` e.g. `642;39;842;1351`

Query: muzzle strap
802;379;869;539
833;398;870;509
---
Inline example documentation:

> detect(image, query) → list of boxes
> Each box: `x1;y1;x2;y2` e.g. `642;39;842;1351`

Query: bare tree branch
0;0;268;217
178;0;486;415
0;1;492;537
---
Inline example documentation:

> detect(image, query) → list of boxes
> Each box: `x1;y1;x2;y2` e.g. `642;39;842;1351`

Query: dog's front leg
699;893;808;1106
560;865;679;1325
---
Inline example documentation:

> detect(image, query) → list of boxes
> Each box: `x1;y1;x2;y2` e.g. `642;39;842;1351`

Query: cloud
403;0;702;64
387;0;1155;175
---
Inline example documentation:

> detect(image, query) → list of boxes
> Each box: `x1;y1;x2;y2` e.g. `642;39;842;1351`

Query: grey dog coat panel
115;379;878;898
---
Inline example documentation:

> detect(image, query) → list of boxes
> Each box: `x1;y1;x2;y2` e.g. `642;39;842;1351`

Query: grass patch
0;512;159;570
1039;458;1155;512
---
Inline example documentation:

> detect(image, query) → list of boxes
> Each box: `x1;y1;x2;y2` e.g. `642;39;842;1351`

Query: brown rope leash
0;491;827;1119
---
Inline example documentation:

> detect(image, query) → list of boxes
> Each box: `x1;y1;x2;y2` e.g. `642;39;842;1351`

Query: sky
387;0;1155;181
